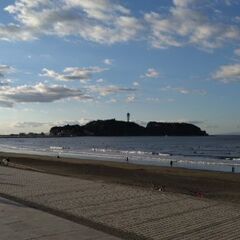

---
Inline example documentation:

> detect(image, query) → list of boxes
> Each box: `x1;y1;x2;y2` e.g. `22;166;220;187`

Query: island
50;119;208;137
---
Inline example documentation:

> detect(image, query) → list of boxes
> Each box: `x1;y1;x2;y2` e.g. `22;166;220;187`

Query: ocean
0;135;239;173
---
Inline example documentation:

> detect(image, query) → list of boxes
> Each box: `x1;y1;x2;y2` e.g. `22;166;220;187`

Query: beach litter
153;184;166;192
195;191;204;198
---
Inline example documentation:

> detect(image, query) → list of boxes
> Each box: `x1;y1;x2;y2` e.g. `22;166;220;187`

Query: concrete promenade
1;166;240;239
0;197;121;240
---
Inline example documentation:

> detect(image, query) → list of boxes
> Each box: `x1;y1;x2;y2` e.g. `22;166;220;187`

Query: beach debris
153;184;166;192
195;191;204;198
1;158;10;166
159;185;166;192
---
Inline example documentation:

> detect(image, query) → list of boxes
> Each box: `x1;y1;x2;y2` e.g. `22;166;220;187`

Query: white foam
50;146;63;150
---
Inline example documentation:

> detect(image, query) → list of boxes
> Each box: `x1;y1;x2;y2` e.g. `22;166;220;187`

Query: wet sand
1;151;240;204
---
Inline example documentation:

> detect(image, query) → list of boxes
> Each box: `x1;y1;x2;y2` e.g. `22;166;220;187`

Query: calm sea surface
0;135;240;173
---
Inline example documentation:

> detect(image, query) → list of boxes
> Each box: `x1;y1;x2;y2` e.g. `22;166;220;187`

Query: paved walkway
1;166;240;239
0;197;121;240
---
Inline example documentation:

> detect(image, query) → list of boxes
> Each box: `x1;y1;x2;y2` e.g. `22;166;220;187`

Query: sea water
0;135;239;173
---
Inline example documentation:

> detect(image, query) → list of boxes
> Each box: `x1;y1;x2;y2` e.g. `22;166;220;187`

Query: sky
0;0;240;134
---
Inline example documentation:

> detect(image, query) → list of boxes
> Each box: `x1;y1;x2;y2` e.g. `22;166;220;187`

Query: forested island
50;119;208;137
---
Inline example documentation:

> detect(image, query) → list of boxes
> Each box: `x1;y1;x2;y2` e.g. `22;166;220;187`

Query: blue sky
0;0;240;134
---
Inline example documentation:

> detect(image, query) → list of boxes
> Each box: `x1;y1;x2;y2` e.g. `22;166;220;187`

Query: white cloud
0;0;238;52
0;79;12;86
107;98;117;103
144;68;160;78
41;66;107;83
224;0;240;6
103;59;113;65
146;97;161;102
0;23;36;41
234;16;240;23
145;1;240;50
167;98;175;102
0;65;14;78
161;85;207;95
54;118;92;126
126;95;136;103
13;118;92;129
14;121;50;128
0;67;138;107
146;97;175;103
0;100;14;108
88;84;136;96
173;0;197;7
213;64;240;83
133;81;139;86
0;82;91;107
2;0;142;44
96;78;104;83
234;48;240;56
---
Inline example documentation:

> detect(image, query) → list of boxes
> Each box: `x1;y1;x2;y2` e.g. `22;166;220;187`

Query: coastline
0;135;239;174
1;151;240;204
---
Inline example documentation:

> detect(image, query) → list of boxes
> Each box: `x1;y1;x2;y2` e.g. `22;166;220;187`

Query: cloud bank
0;65;13;78
213;64;240;83
144;68;160;78
145;0;240;50
0;0;238;51
2;0;142;44
41;66;107;83
0;83;91;107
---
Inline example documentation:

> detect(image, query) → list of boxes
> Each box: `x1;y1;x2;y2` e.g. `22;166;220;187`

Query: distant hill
50;119;208;137
146;122;207;136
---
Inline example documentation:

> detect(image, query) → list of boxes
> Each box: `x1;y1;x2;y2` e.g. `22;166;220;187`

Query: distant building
127;112;130;122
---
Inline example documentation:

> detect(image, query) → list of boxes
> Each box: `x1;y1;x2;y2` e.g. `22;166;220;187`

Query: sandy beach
1;151;240;204
1;152;240;239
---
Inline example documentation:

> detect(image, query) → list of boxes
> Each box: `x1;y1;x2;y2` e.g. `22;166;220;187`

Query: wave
0;136;240;172
92;148;171;157
50;146;70;151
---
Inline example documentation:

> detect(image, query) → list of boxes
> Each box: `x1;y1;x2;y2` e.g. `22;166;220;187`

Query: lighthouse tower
127;112;130;122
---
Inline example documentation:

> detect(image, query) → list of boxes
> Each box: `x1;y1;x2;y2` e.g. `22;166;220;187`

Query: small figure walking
232;166;235;173
170;160;173;167
1;158;9;166
126;157;129;162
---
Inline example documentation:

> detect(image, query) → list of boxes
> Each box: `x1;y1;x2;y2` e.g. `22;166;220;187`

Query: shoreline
1;148;238;174
0;135;239;174
1;151;240;204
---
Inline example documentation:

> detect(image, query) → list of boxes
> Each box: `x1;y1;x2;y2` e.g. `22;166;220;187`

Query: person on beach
170;160;173;167
1;158;9;166
126;157;129;162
